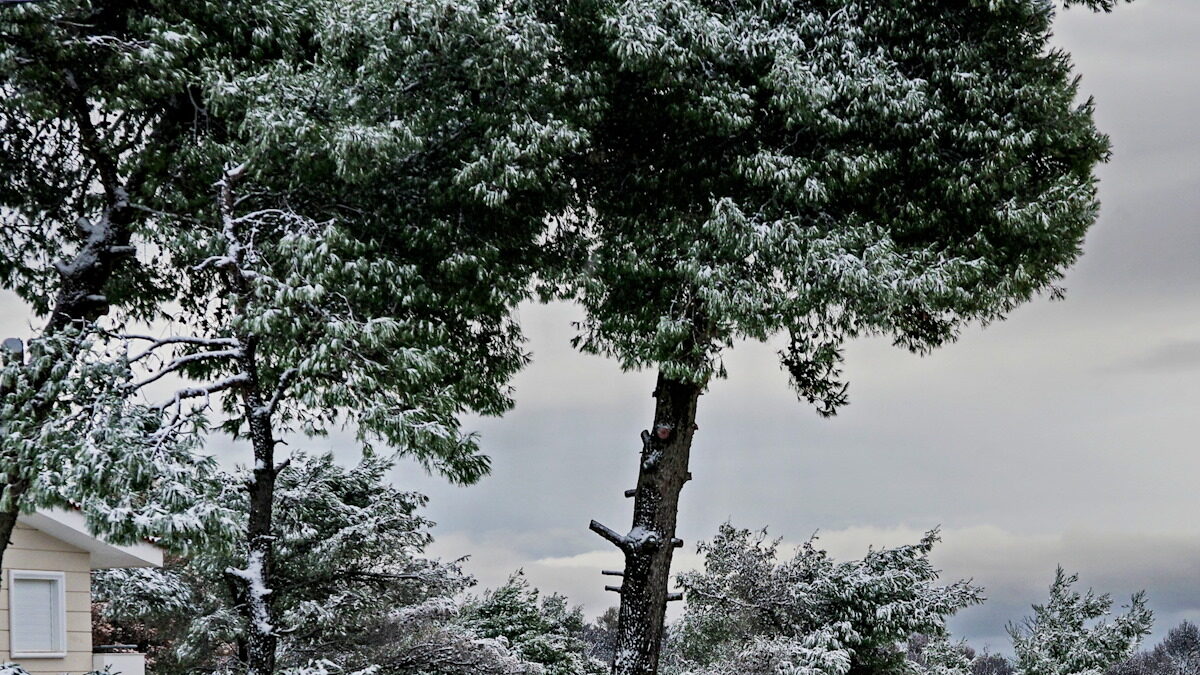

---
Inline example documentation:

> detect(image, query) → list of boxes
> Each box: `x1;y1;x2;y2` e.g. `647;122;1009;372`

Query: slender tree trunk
216;170;280;675
238;337;279;675
592;371;702;675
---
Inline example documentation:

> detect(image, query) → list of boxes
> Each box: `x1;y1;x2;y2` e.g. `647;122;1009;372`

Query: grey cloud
1108;339;1200;372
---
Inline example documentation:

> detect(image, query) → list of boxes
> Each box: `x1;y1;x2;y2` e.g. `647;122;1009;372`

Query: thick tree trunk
593;371;702;675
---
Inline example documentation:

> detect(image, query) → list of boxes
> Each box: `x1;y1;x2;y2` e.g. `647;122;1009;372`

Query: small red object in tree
654;424;673;440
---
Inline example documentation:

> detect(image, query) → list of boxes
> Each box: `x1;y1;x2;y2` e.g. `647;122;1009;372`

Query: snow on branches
1009;568;1151;675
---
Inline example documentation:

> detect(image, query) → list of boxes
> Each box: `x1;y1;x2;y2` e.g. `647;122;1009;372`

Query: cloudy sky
3;0;1198;657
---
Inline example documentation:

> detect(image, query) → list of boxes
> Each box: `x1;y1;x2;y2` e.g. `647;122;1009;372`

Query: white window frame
9;569;68;659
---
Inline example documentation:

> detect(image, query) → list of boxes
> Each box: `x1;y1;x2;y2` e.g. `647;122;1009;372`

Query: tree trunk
593;371;702;675
238;337;279;675
0;481;26;564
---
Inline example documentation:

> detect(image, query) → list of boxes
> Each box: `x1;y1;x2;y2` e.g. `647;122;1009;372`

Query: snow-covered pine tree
546;2;1136;671
1009;568;1151;675
124;3;589;671
661;524;981;675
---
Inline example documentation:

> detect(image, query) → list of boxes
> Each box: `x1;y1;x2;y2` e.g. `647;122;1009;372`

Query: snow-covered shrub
663;525;982;675
461;572;607;675
94;453;465;674
350;597;547;675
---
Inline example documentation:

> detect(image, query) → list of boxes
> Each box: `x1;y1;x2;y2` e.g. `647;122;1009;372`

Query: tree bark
217;170;280;675
596;371;702;675
0;486;25;560
238;337;279;675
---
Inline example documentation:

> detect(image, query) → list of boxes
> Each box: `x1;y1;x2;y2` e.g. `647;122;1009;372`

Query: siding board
2;520;96;671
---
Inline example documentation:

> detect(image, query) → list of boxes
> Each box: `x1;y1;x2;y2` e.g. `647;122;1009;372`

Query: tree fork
593;371;702;675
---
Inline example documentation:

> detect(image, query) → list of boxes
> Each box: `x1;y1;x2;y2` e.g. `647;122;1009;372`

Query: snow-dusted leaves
557;0;1113;405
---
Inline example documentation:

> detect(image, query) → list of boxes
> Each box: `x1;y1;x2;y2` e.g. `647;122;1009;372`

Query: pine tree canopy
151;0;592;483
552;0;1119;412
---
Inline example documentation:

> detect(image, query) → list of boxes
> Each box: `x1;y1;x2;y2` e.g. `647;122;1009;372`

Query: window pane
11;577;59;652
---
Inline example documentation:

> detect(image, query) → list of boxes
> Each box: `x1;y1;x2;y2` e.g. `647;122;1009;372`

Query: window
9;570;67;658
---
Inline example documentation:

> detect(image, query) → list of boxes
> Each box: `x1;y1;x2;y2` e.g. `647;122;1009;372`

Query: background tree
1009;568;1151;675
583;607;621;667
659;524;981;675
970;653;1017;675
94;453;467;674
1109;622;1200;675
549;1;1135;670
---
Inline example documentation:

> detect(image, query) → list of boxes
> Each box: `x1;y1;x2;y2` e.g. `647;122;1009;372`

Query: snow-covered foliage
461;572;607;675
0;326;236;552
162;194;499;482
1008;568;1151;675
550;0;1120;401
187;0;591;466
663;525;982;675
94;453;465;673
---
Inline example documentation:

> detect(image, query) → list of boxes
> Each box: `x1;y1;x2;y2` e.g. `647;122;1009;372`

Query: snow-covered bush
663;525;982;675
461;572;607;675
349;597;547;675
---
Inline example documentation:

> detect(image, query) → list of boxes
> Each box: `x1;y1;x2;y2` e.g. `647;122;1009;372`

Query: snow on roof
17;509;163;569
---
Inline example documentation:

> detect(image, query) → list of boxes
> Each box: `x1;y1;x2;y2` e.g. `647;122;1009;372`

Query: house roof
18;509;163;569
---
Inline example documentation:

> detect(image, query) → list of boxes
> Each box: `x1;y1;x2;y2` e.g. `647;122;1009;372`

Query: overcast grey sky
2;0;1197;657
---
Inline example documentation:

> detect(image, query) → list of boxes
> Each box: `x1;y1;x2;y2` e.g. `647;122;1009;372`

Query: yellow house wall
0;522;93;674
